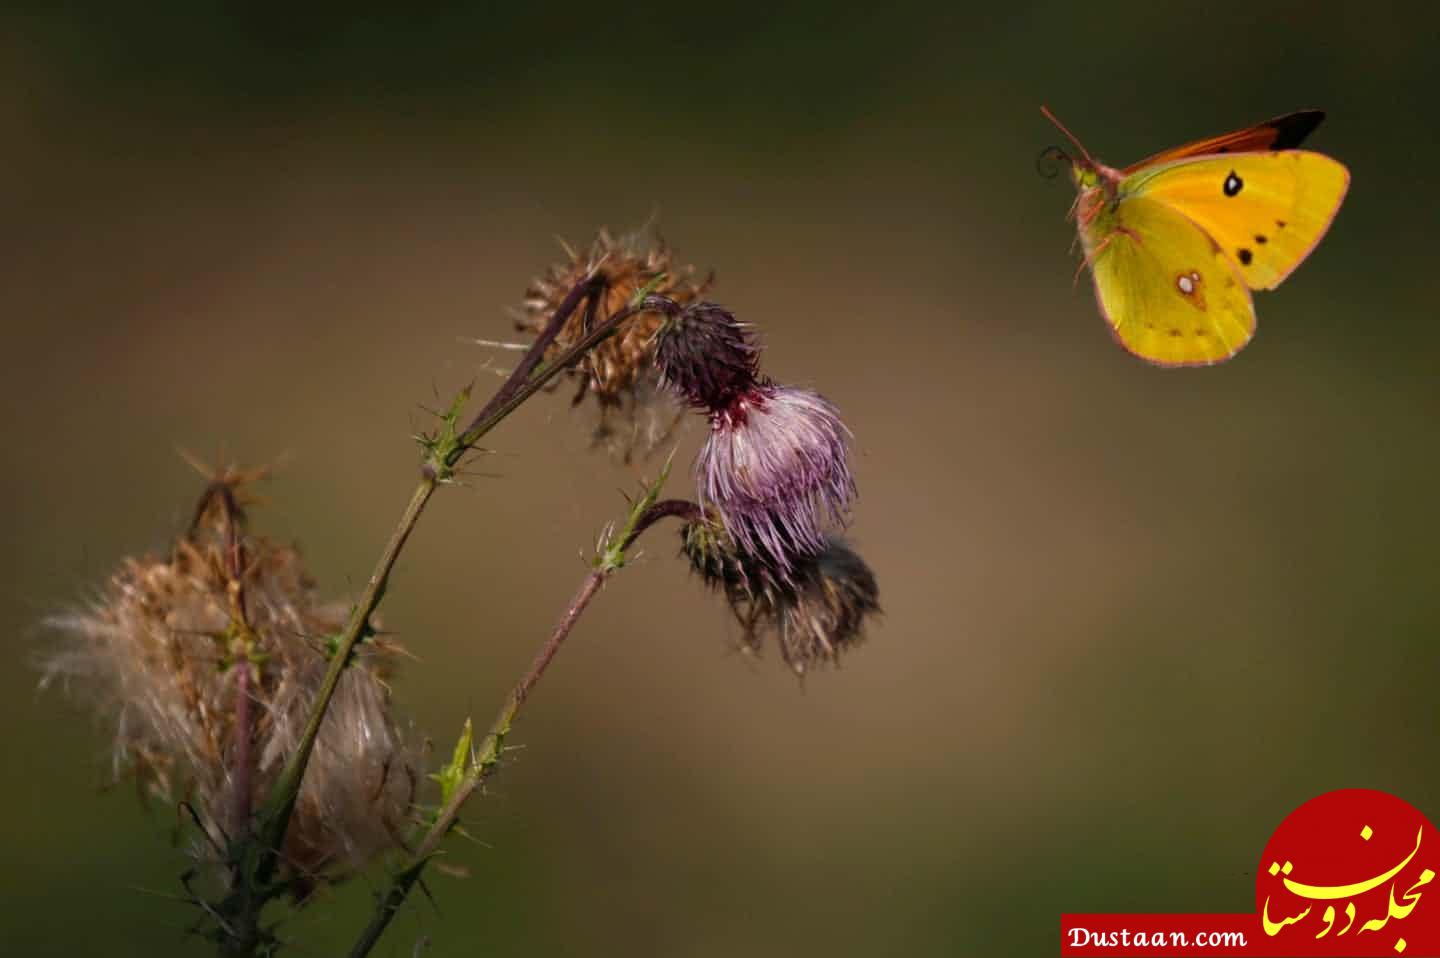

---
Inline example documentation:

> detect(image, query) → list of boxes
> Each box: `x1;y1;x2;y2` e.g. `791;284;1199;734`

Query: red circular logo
1256;789;1440;955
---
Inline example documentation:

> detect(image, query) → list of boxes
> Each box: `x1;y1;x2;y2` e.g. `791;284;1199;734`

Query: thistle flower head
39;469;419;890
695;383;855;571
518;227;712;460
653;301;762;414
682;519;880;674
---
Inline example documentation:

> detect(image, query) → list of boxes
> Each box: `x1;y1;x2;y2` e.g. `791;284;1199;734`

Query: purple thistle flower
696;382;855;570
650;297;856;573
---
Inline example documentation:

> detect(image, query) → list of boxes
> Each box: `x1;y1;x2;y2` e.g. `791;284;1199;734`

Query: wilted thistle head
682;517;880;674
653;298;856;574
653;301;762;414
518;227;712;459
39;470;418;890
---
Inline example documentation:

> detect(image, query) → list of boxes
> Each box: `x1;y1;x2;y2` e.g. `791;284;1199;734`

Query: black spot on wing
1268;110;1325;150
1223;172;1243;197
1238;248;1253;265
1255;234;1268;244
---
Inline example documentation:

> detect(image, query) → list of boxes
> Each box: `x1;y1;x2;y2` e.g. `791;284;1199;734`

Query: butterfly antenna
1036;145;1070;180
1039;105;1096;169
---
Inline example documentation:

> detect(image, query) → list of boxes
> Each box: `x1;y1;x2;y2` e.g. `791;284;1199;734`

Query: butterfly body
1043;109;1349;366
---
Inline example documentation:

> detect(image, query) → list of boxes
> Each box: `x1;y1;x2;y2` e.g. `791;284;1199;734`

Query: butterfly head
1039;106;1122;195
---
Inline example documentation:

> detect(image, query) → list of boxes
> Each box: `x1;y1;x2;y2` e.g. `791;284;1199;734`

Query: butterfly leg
1065;193;1081;223
1073;225;1140;286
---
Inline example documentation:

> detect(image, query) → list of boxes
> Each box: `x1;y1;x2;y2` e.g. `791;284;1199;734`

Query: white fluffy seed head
39;509;419;887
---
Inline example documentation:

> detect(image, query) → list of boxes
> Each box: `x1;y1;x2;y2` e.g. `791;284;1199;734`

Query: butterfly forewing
1121;110;1326;174
1124;151;1350;290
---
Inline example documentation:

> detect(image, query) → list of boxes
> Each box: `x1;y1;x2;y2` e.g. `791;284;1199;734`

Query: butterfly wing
1124;151;1350;290
1121;111;1325;173
1083;196;1256;366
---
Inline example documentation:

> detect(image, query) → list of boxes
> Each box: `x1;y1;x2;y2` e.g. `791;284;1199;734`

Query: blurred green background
3;3;1438;955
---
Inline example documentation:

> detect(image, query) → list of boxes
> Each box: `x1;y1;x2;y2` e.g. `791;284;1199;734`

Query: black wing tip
1271;110;1326;150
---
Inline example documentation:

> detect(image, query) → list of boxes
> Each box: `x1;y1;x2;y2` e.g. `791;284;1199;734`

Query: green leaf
415;382;474;481
431;718;474;806
630;272;669;307
595;450;674;573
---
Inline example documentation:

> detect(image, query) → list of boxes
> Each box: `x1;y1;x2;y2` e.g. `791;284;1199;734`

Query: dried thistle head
682;517;880;675
518;227;712;460
40;467;420;891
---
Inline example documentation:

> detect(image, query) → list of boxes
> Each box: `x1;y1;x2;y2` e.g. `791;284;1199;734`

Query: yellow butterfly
1042;107;1350;366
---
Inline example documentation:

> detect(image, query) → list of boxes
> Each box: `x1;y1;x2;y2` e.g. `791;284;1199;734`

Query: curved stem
243;274;647;917
348;497;700;958
252;476;437;885
622;499;703;552
452;300;649;461
459;276;603;439
349;570;606;958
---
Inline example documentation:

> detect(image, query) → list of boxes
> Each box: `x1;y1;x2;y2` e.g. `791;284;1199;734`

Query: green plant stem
620;499;702;552
458;275;603;439
258;292;630;860
348;493;695;958
348;569;606;958
451;299;647;462
231;273;653;950
252;476;437;879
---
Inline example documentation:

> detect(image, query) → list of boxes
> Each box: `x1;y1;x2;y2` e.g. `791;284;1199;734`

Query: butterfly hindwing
1084;195;1256;367
1123;151;1350;290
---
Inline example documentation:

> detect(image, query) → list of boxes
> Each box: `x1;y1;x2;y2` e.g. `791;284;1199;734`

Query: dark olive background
3;4;1437;956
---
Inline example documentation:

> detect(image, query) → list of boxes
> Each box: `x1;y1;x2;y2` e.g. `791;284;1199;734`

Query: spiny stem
188;475;266;954
348;493;698;958
460;275;604;437
349;571;605;958
243;271;657;919
253;476;437;883
452;299;650;461
231;662;253;842
621;499;703;552
214;484;256;843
